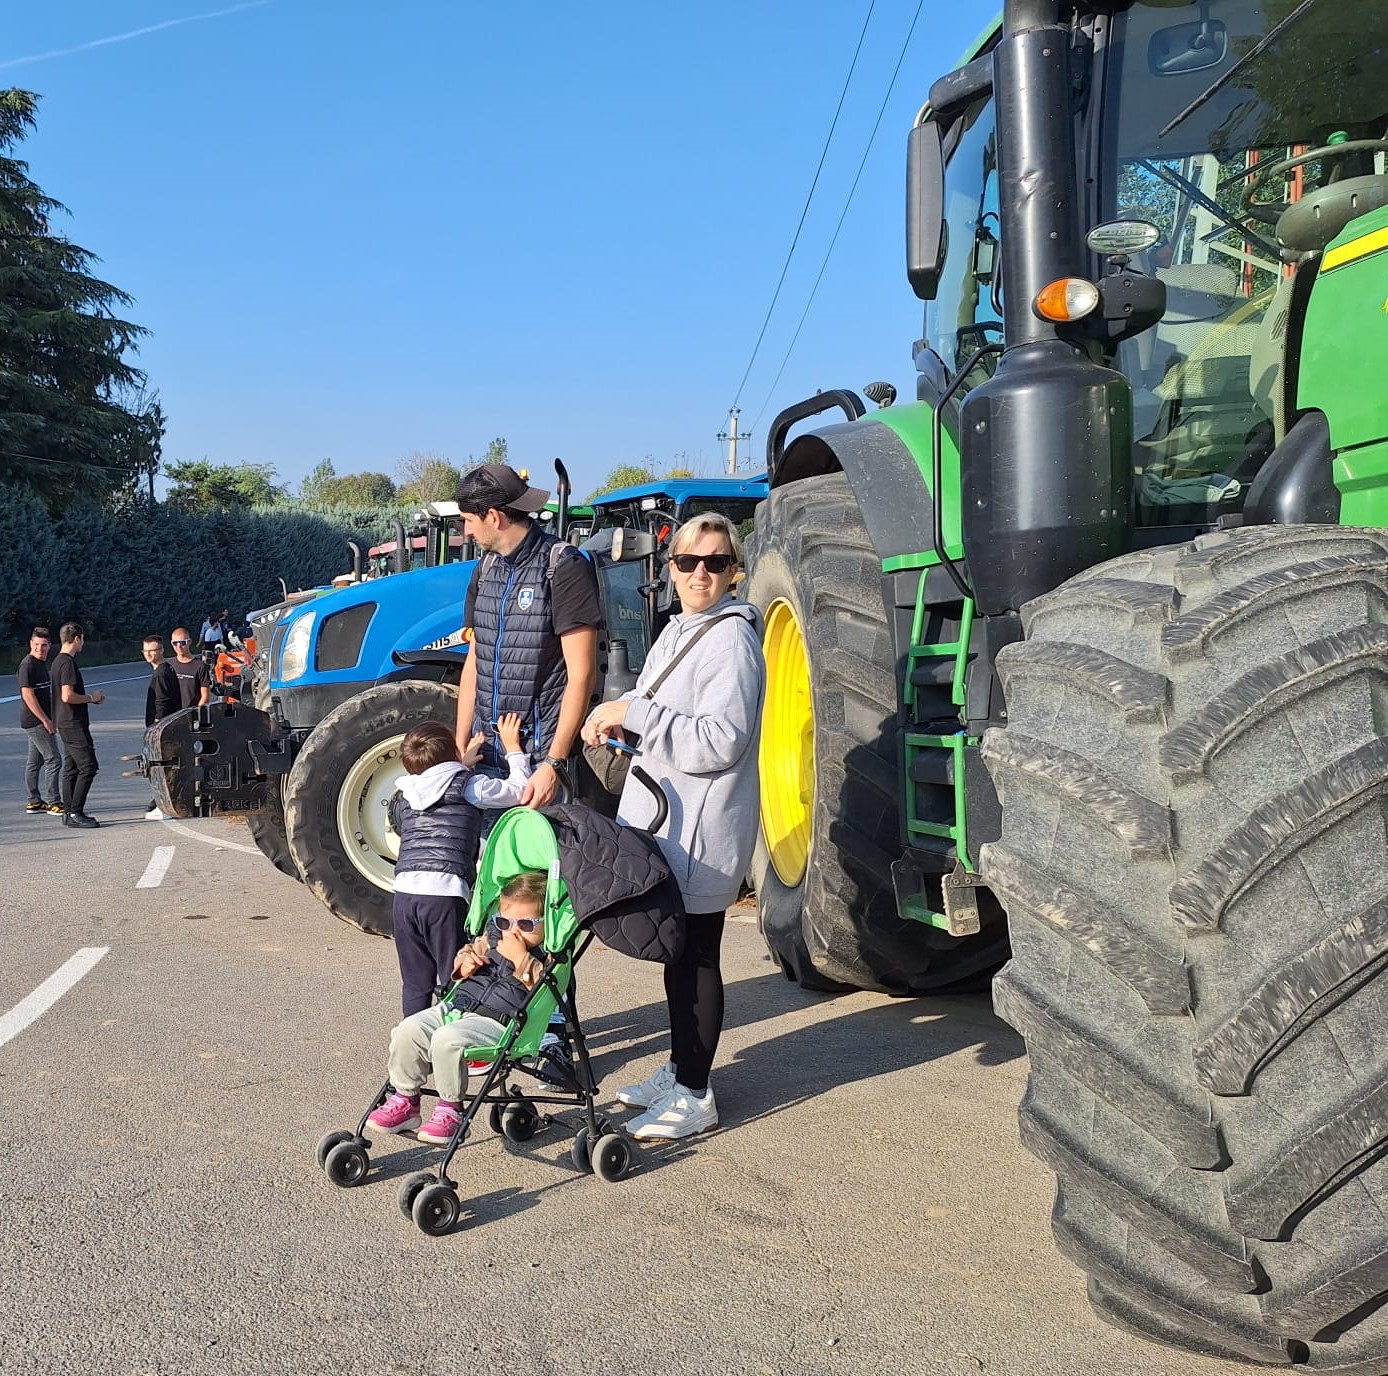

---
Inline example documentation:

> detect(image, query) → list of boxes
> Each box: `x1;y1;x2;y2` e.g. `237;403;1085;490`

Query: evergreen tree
0;90;148;507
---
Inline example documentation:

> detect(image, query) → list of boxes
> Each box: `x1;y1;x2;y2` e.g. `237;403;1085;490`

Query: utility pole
717;408;749;474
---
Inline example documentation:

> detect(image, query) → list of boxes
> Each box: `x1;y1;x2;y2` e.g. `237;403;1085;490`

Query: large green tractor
746;0;1388;1364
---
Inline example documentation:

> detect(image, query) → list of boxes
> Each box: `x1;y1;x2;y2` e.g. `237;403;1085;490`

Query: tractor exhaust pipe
554;459;571;541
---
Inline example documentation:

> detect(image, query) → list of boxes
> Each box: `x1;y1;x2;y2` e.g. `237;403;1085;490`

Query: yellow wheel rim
760;597;815;887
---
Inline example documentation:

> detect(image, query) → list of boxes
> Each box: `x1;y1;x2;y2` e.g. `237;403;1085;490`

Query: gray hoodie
615;596;765;912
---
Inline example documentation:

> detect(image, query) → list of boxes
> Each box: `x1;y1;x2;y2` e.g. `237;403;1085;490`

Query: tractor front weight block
144;702;292;819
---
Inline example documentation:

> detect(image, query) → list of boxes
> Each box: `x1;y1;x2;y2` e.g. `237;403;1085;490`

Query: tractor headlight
278;611;316;682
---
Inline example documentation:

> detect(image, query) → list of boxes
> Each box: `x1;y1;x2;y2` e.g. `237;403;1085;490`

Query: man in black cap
453;462;600;810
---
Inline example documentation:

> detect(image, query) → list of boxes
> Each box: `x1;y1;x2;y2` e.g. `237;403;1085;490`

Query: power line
749;0;927;436
1;449;142;474
726;0;878;414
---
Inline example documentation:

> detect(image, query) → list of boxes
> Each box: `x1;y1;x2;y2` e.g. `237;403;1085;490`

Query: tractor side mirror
610;527;657;563
907;119;945;301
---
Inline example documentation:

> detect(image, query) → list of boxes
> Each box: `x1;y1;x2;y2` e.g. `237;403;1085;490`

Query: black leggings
665;909;725;1095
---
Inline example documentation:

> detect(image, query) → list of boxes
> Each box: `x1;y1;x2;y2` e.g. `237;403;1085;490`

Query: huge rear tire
981;525;1388;1368
745;473;1007;994
284;680;456;936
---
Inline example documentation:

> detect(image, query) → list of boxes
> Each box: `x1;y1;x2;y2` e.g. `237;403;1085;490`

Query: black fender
375;648;470;686
772;417;938;566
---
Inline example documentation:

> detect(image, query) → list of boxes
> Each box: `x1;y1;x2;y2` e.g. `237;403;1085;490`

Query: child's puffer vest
394;773;481;888
446;930;539;1024
470;524;573;770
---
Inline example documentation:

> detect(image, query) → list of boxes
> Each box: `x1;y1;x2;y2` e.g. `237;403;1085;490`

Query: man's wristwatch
543;755;568;773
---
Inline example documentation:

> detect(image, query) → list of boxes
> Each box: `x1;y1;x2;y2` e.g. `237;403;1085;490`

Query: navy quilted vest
394;773;482;888
471;523;569;769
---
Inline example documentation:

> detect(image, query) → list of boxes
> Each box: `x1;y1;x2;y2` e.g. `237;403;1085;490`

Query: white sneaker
144;806;168;821
615;1061;676;1109
626;1083;718;1141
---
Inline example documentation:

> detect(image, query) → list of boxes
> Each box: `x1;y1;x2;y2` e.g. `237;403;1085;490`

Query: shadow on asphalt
577;966;1025;1135
347;972;1023;1234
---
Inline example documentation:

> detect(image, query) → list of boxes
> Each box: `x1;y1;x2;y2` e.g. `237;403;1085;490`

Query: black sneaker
530;1034;584;1090
66;813;99;829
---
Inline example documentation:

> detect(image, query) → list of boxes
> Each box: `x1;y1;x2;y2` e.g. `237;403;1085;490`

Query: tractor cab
914;0;1388;540
581;473;770;684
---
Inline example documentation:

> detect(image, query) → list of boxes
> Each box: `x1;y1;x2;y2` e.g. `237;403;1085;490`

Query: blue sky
4;1;990;500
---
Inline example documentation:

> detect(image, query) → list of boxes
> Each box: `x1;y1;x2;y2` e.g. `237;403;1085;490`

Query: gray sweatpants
387;1005;509;1102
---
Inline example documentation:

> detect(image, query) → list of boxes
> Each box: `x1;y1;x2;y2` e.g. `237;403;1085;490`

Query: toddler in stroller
316;774;684;1236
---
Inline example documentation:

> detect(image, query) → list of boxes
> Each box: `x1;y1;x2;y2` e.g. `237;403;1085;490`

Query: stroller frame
317;800;652;1235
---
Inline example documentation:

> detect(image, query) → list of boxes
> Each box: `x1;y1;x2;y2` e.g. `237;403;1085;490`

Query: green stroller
316;781;683;1236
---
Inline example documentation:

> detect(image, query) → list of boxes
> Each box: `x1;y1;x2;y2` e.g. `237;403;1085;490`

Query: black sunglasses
671;553;733;575
494;915;543;933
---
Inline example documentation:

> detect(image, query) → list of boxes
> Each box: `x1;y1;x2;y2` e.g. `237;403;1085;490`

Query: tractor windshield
1104;0;1388;526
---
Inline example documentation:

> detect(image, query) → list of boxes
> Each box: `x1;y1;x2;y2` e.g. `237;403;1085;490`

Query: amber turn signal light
1033;277;1101;322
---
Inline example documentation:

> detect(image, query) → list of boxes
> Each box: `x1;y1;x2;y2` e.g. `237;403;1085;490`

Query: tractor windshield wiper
1159;0;1319;140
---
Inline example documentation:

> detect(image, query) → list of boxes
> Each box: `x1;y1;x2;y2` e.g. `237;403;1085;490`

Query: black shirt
146;661;180;726
171;656;211;709
461;541;602;636
16;653;51;729
50;652;87;729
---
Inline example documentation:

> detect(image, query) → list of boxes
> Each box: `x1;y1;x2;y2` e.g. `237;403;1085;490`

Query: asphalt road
0;663;1251;1376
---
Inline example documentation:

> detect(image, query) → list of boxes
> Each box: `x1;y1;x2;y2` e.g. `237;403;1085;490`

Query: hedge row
0;483;404;648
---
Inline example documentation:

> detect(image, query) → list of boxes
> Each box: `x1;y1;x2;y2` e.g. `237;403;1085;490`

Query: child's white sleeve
462;752;534;809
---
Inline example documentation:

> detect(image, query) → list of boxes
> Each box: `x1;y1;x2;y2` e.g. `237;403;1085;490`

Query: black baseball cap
454;463;550;515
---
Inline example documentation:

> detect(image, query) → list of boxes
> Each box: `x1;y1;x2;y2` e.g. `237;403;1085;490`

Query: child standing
369;871;550;1144
391;713;534;1016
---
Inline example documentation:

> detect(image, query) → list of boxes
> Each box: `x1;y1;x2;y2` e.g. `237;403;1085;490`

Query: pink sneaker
417;1102;462;1146
367;1092;421;1134
467;1060;491;1077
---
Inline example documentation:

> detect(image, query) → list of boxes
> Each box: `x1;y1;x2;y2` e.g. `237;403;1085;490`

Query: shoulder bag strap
639;612;745;702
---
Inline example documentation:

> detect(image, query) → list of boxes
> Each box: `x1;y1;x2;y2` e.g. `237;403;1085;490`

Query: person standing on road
169;628;212;709
582;513;765;1142
452;463;600;810
200;611;226;653
18;626;63;817
50;622;104;829
142;634;179;821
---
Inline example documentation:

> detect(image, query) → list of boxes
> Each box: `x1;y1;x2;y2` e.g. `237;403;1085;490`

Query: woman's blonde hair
669;510;743;565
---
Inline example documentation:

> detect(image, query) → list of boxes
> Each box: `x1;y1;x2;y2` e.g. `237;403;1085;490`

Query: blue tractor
143;465;767;935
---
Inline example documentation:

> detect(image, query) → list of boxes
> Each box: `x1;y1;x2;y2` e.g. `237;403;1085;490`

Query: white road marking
0;671;148;706
136;845;177;888
162;818;260;855
0;947;110;1050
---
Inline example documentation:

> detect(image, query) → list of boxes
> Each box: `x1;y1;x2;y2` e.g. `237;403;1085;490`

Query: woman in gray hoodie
582;512;765;1141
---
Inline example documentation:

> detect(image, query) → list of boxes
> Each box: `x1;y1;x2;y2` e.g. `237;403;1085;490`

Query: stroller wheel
315;1130;354;1170
397;1170;435;1219
412;1182;461;1236
500;1102;540;1143
592;1132;634;1183
488;1103;505;1135
571;1126;593;1174
323;1139;370;1188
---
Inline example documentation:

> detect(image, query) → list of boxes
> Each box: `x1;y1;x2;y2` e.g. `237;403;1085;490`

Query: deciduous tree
165;459;287;512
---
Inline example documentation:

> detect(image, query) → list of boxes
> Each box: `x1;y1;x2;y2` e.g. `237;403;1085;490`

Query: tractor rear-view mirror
1149;16;1228;76
907;119;945;301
